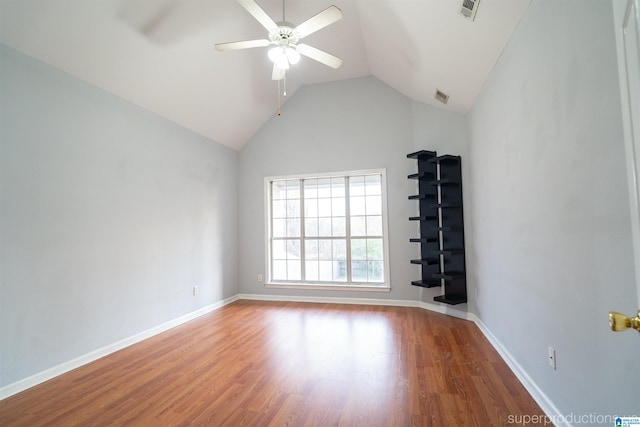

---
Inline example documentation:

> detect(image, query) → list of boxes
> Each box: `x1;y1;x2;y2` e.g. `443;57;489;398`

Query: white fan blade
272;63;285;80
237;0;278;32
298;44;342;69
215;39;270;51
295;5;343;38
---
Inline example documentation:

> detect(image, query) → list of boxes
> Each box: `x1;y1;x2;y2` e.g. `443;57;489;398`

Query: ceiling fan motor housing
269;24;299;48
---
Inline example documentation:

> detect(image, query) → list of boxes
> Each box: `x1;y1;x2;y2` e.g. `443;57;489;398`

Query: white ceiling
0;0;530;150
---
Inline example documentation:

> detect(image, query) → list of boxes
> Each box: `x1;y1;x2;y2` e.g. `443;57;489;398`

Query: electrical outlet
548;346;556;370
193;286;199;296
258;274;263;282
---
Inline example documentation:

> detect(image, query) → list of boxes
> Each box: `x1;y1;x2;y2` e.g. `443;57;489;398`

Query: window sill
265;283;391;292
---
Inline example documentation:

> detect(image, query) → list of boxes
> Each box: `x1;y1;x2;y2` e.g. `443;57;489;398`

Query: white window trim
264;168;391;292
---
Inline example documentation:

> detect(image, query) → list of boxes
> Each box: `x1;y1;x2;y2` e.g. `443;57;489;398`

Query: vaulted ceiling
0;0;530;150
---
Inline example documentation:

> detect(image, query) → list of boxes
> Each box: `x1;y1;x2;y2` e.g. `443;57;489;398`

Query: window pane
286;219;300;237
367;261;384;282
350;196;365;216
304;179;318;198
288;260;301;280
351;238;366;260
333;260;347;281
331;177;345;197
287;199;300;217
365;175;381;195
352;261;367;281
366;238;384;260
349;176;365;196
318;198;331;217
305;261;319;281
272;260;287;280
351;216;366;236
318;218;331;237
272;181;288;200
272;200;286;219
319;260;332;281
285;239;300;259
332;217;346;236
272;240;288;259
272;219;285;238
319;240;332;260
286;181;300;199
305;218;318;237
365;195;381;215
333;240;346;260
318;178;331;197
305;239;319;259
366;216;382;236
331;197;345;216
305;199;318;217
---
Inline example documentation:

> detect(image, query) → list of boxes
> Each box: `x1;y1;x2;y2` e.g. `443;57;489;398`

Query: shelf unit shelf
412;280;441;289
407;150;436;159
408;194;436;200
408;172;437;180
434;295;467;305
408;151;467;305
411;259;440;266
409;215;438;221
410;237;439;243
428;154;460;165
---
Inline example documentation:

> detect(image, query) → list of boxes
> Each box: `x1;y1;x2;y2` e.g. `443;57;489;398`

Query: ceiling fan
215;0;343;81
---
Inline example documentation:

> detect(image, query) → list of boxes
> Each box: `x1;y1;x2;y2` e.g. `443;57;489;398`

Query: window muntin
266;170;389;289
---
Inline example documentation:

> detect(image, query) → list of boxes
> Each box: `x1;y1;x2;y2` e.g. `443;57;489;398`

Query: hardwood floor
0;301;544;426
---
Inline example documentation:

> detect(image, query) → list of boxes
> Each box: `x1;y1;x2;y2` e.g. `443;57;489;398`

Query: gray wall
467;0;640;420
0;45;238;387
238;76;471;303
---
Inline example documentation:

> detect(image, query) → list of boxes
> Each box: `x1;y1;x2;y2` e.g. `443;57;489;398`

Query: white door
612;0;640;329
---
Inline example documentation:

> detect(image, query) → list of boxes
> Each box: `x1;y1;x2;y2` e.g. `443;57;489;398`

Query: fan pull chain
277;72;287;116
277;77;281;116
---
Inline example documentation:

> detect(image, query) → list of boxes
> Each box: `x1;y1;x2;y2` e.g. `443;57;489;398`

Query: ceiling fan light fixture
269;45;299;68
286;47;300;65
268;46;285;63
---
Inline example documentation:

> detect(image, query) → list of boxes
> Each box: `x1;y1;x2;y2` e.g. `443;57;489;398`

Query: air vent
460;0;480;21
434;89;449;105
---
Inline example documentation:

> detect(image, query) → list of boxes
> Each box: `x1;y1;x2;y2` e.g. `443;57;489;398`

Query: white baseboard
418;300;477;321
473;318;570;427
237;293;420;307
0;295;238;400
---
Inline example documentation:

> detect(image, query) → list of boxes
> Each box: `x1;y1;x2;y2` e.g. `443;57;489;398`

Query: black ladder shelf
407;150;467;305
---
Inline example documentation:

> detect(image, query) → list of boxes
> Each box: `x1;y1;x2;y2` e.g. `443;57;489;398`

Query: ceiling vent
460;0;480;21
434;89;449;105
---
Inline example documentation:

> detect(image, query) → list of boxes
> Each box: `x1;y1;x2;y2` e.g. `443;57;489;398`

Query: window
265;169;390;291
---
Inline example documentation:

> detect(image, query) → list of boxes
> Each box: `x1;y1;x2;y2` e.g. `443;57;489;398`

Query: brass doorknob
608;310;640;332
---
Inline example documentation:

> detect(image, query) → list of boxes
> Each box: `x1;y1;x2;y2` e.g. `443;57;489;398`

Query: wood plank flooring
0;301;544;426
